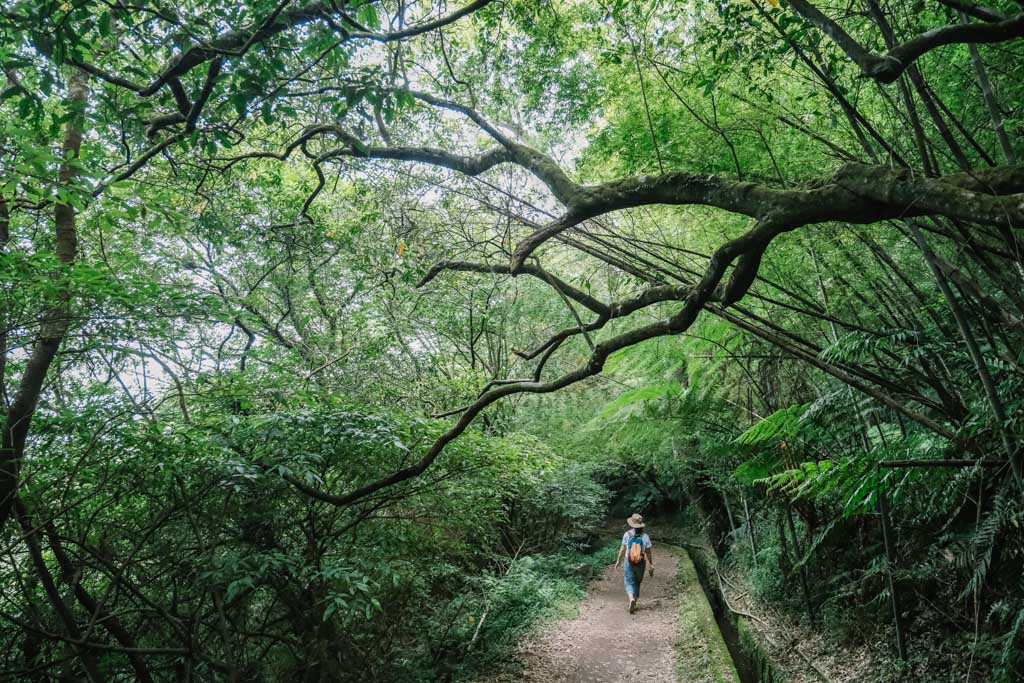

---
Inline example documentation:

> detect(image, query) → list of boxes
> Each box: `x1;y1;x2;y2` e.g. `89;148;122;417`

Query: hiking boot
628;598;637;614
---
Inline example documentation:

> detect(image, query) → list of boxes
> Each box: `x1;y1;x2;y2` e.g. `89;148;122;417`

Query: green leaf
598;383;678;419
98;11;112;36
734;403;809;446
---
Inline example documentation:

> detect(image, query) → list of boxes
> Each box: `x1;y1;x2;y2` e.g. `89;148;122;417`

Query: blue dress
622;530;651;597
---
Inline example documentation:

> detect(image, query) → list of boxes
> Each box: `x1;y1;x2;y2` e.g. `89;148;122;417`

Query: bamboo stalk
877;485;908;661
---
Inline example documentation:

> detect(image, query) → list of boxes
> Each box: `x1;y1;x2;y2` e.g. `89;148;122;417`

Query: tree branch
785;0;1024;83
416;260;609;315
285;213;783;507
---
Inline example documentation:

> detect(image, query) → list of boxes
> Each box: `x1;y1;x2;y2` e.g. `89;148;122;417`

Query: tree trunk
0;70;88;531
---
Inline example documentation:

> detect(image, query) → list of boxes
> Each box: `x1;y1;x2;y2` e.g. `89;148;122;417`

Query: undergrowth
451;541;619;681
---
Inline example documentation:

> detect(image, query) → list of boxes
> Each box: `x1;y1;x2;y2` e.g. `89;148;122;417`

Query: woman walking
614;513;654;613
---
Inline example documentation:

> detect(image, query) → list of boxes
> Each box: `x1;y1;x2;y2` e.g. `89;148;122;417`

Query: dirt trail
487;546;740;683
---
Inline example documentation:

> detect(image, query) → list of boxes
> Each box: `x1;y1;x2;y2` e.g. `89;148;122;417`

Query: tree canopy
1;0;1023;680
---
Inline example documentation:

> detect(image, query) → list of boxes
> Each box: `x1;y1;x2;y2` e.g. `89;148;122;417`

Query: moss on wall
674;548;743;683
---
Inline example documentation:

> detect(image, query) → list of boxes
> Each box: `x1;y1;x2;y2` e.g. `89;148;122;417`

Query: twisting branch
227;89;1024;509
507;162;1024;271
285;215;787;508
68;0;492;99
784;0;1024;83
229;88;1024;276
405;90;582;202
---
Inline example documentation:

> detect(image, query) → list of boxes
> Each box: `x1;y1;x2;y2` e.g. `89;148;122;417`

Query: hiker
613;513;654;613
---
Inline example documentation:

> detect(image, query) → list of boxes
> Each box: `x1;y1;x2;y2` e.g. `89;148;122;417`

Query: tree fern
734;402;810;446
597;383;679;419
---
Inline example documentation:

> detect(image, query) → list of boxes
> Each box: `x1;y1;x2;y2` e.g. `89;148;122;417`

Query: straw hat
627;513;645;528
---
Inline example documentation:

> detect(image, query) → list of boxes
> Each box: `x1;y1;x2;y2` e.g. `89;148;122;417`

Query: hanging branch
224;85;1024;508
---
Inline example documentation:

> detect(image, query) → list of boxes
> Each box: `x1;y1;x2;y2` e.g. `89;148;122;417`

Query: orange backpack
627;532;645;564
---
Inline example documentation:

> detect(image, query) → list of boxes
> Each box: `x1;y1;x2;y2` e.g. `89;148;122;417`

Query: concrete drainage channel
661;537;781;683
591;526;780;682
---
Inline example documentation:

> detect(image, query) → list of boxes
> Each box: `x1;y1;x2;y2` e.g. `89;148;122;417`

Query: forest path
487;545;740;682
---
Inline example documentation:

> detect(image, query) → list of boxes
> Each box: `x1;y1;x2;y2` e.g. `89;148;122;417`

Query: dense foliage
1;0;1023;680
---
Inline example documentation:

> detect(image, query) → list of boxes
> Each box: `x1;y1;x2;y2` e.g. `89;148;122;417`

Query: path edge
673;546;743;683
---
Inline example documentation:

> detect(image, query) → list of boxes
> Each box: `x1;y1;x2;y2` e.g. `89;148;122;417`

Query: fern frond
734;403;809;446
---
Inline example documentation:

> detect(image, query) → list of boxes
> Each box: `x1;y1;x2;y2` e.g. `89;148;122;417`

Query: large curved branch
319;128;515;176
508;163;1024;271
245;113;1023;510
399;90;582;203
286;217;784;508
784;0;1024;84
241;105;1024;276
220;124;515;184
503;174;793;271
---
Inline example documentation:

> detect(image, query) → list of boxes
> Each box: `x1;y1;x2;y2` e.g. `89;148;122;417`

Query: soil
485;546;738;683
